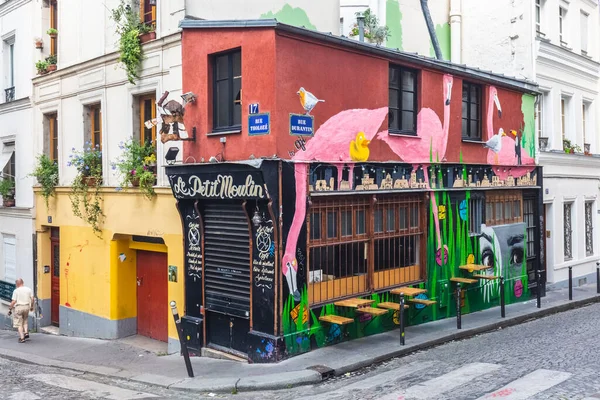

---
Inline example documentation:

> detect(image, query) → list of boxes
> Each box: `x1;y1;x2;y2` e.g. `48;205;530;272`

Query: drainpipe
420;0;443;60
450;0;462;64
357;13;365;42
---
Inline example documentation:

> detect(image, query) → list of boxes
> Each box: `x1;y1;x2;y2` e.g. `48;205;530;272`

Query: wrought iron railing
4;87;15;103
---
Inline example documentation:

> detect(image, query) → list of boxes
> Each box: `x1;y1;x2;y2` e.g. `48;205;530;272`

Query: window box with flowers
112;139;157;200
349;8;390;45
68;145;104;236
0;178;15;207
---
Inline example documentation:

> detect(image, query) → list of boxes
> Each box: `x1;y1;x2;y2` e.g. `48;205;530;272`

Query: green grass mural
260;4;317;30
386;0;403;50
521;94;536;158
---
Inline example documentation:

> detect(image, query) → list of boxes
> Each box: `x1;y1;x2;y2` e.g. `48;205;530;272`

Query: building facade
166;19;543;362
341;0;600;287
0;0;37;317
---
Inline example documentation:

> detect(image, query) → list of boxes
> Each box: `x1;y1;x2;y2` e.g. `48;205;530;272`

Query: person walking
8;279;34;343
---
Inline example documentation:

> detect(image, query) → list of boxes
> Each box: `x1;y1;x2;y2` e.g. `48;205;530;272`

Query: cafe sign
170;172;266;200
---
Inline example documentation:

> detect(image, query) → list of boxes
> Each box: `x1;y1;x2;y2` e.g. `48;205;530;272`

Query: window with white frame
564;202;573;260
535;94;544;138
3;36;15;102
1;141;15;184
559;7;567;44
580;11;589;55
535;0;543;34
561;96;570;141
582;101;590;147
3;235;16;283
585;201;593;256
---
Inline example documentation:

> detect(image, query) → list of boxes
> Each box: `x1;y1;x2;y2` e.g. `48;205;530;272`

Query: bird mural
484;128;506;153
378;74;453;163
349;132;371;162
297;87;325;115
511;129;522;165
281;107;389;301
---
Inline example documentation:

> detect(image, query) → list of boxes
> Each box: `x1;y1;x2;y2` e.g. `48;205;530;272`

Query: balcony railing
4;87;15;103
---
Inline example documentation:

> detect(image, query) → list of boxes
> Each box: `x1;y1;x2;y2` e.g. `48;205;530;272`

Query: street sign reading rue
289;114;314;136
248;113;270;136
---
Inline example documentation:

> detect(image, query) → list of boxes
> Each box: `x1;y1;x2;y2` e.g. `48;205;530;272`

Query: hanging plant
68;145;105;236
110;0;154;84
112;139;157;200
30;154;59;209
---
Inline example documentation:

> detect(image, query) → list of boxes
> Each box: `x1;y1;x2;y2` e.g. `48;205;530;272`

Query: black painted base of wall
247;331;285;363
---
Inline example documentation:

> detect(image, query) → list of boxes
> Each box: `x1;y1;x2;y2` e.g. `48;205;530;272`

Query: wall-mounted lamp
165;147;180;165
252;206;263;227
181;92;197;106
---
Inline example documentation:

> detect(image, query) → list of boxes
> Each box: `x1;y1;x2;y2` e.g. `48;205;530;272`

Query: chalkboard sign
0;280;15;302
179;201;203;318
251;202;276;333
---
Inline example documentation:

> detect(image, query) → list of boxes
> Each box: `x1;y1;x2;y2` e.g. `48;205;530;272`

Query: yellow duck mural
349;132;371;162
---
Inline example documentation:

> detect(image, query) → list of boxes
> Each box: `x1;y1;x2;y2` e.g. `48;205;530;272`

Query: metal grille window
523;198;536;258
308;194;423;305
213;50;242;131
585;201;593;256
388;65;417;134
485;192;523;226
462;82;482;140
469;196;483;235
564;202;573;260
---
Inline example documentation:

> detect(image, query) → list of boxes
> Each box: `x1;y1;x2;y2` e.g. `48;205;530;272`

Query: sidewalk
1;284;598;393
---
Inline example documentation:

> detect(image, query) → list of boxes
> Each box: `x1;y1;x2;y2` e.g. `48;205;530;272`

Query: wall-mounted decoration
144;91;196;144
349;132;370;162
296;87;324;115
290;114;314;136
168;265;178;282
248;113;270;136
119;253;126;262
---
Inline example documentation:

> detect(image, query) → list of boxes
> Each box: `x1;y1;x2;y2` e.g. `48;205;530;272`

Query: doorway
50;227;60;326
136;250;168;342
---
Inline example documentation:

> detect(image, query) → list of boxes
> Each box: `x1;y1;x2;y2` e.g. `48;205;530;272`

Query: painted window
581;11;588;54
461;82;481;140
564;202;573;260
140;0;156;28
307;194;423;304
388;65;417;134
138;94;156;145
46;113;59;163
212;49;242;132
3;235;16;283
485;192;523;226
469;196;484;235
50;0;58;56
585;201;593;256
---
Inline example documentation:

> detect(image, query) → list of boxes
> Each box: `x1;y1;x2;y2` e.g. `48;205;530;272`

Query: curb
0;294;598;393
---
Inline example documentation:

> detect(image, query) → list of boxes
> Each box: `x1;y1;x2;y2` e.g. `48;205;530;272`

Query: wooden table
319;315;354;325
450;277;478;284
334;298;375;308
390;287;427;297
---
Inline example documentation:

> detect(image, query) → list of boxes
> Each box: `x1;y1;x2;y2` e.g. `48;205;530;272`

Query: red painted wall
181;27;528;166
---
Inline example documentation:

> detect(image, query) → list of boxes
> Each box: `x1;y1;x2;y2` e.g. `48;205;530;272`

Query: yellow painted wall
35;187;185;341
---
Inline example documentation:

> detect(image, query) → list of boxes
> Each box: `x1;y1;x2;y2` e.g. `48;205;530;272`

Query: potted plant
349;8;390;45
30;154;59;209
47;28;58;38
0;178;15;207
538;136;548;151
46;54;57;72
34;37;43;49
69;144;104;236
584;143;591;155
139;23;156;44
35;60;49;75
113;139;157;200
563;138;582;154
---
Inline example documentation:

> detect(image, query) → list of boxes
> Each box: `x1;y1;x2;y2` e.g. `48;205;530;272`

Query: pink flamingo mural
282;107;389;301
485;87;535;179
377;74;453;163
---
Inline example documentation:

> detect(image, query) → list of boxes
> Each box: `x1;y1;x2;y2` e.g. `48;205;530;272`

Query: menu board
251;203;276;333
179;201;203;318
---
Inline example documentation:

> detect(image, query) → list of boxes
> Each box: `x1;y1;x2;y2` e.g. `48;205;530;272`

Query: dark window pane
462;86;468;102
386;208;395;231
216;80;230;127
232;51;241;77
374;209;383;233
341;210;352;236
401;111;415;131
462;119;468;136
505;202;512;219
470;85;479;101
495;202;503;220
93;108;100;132
356;210;366;234
389;89;399;108
389;67;400;88
233;77;241;126
514;200;521;218
462;101;468;119
401;92;414;111
310;212;321;240
410;206;418;228
470;103;479;121
399;207;407;229
470;120;478;138
401;70;415;91
216;55;228;80
327;211;337;238
388;109;399;130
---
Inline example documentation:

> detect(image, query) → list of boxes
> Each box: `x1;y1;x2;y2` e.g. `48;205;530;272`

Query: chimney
357;14;365;42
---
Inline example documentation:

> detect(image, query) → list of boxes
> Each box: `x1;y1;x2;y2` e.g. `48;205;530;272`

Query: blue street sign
289;114;314;136
248;113;270;136
249;103;259;115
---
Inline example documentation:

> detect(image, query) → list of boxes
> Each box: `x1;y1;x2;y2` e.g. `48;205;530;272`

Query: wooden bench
473;274;499;280
356;307;388;316
334;298;375;308
408;298;437;306
377;301;409;310
390;287;427;297
450;277;478;284
459;264;490;273
319;315;354;325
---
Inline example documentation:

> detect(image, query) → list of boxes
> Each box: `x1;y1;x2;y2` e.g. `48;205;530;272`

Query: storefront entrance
202;202;251;356
136;250;168;342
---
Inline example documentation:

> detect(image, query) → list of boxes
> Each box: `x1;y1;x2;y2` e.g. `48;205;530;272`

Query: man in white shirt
8;279;33;343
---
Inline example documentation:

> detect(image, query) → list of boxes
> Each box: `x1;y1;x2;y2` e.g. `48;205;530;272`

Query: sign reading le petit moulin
172;173;266;200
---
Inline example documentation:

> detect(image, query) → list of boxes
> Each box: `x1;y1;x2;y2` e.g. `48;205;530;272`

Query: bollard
456;283;462;330
499;277;505;318
536;269;542;309
596;262;599;294
399;293;405;346
568;266;573;301
170;301;194;378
